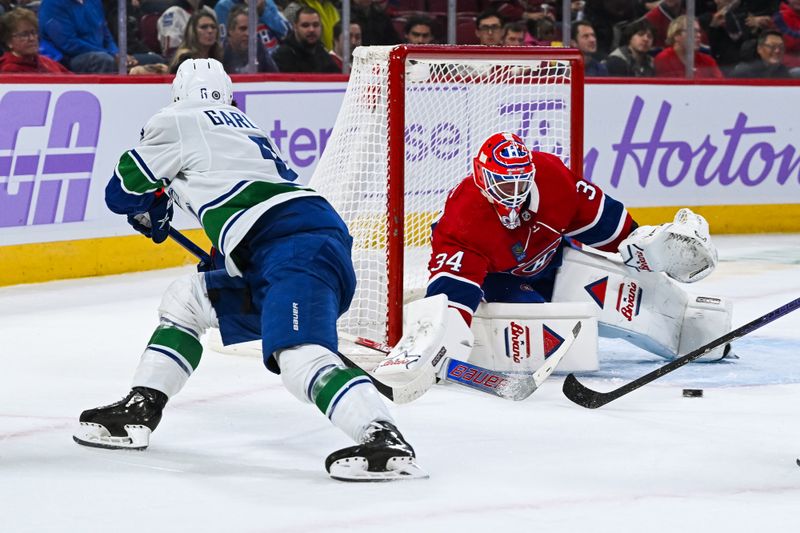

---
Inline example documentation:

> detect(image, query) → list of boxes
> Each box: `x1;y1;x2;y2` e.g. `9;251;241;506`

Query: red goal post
309;45;584;348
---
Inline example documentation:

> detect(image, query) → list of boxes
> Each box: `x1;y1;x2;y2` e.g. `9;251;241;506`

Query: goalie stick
563;297;800;409
341;321;581;402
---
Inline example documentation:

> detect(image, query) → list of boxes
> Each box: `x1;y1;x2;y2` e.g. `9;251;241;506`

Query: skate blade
329;456;429;482
73;422;151;450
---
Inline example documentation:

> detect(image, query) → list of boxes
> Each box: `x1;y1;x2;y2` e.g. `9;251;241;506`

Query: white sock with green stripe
278;344;394;443
131;323;204;398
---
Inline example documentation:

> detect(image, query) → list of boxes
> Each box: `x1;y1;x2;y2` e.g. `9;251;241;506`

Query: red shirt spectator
655;13;722;78
644;0;682;48
654;47;723;78
0;50;71;73
0;8;72;74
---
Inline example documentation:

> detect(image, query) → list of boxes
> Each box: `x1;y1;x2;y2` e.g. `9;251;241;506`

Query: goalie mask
473;132;536;229
171;58;233;105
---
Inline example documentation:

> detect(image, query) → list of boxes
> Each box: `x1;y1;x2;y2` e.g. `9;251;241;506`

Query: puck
682;388;703;398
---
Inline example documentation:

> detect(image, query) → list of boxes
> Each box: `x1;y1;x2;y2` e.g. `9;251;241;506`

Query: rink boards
0;77;798;286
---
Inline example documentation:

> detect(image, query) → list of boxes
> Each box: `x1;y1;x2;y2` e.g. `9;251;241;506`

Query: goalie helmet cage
309;45;584;347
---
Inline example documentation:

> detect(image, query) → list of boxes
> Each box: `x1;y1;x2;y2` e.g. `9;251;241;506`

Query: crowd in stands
0;0;798;77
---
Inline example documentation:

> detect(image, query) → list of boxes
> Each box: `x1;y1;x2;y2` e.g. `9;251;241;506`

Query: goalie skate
73;387;167;450
325;421;428;482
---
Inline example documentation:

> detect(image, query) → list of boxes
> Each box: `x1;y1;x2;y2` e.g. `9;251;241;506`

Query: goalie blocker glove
73;387;168;450
325;421;428;481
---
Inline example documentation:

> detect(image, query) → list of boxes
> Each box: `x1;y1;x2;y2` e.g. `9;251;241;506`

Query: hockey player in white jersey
73;59;425;481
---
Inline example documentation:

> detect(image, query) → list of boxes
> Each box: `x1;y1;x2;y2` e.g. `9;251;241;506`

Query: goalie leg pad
277;344;393;443
680;296;733;362
468;302;599;373
553;247;731;361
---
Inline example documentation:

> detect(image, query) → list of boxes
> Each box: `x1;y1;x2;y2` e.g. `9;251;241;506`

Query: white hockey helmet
171;58;233;105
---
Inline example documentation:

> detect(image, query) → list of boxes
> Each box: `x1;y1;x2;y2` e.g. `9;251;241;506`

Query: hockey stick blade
563;297;800;409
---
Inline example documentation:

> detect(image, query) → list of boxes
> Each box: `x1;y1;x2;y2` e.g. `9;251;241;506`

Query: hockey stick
341;321;581;402
167;227;213;271
563;297;800;409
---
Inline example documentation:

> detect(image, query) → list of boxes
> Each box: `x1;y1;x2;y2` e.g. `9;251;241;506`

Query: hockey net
309;45;584;350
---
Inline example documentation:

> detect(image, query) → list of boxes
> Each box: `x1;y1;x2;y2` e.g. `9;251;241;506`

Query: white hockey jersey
113;100;319;276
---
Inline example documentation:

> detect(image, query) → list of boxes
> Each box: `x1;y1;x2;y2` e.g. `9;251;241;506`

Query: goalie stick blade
443;358;538;401
563;297;800;409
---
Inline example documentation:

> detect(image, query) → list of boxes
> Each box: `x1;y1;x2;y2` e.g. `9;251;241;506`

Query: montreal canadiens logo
492;140;530;170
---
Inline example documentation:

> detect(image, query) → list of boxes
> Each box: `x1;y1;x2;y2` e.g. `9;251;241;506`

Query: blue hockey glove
127;191;173;244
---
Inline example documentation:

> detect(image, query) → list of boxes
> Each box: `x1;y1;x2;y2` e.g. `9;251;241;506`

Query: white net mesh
309;46;577;344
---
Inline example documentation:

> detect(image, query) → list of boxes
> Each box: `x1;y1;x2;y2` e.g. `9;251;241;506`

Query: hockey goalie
374;132;732;387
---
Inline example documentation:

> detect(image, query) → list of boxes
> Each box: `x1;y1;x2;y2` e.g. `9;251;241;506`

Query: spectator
699;0;746;73
774;0;800;70
169;11;222;73
351;0;400;47
404;15;434;45
0;7;71;72
215;0;290;41
572;20;608;76
222;5;278;73
695;0;779;73
39;0;131;73
329;20;361;72
604;18;655;77
272;6;339;72
732;30;791;78
104;0;167;67
583;0;642;57
158;0;216;60
285;0;340;51
525;16;560;45
655;14;723;78
475;10;504;46
502;21;526;46
644;0;683;48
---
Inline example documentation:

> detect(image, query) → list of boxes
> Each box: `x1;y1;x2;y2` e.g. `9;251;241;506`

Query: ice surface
1;234;799;532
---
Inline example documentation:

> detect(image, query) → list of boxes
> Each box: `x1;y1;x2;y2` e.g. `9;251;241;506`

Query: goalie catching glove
618;208;718;283
373;294;474;384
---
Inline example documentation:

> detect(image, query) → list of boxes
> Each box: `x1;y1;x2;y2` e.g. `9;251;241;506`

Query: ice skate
73;387;168;450
325;421;428;482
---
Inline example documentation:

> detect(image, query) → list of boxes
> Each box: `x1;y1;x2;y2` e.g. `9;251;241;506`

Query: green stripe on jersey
148;326;203;370
200;181;313;248
311;367;368;417
117;152;160;194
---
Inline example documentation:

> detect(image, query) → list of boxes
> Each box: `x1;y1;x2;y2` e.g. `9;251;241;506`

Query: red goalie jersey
425;150;637;325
